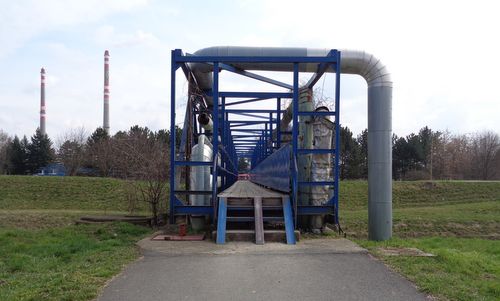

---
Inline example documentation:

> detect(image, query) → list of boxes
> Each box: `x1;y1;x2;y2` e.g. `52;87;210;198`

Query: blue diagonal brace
216;197;227;244
282;196;296;245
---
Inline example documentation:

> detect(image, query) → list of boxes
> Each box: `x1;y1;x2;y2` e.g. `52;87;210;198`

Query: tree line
1;125;499;181
340;126;500;180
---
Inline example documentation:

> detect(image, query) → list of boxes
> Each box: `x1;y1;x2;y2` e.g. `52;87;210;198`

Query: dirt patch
376;247;435;257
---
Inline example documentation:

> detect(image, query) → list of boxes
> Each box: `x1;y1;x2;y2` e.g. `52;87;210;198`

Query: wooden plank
218;180;285;198
254;197;264;245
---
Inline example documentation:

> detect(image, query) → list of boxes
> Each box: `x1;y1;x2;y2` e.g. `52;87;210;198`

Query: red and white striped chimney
40;67;46;135
103;50;110;133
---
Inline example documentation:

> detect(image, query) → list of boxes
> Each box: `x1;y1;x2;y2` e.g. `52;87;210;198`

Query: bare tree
112;127;169;226
57;127;88;176
470;131;500;180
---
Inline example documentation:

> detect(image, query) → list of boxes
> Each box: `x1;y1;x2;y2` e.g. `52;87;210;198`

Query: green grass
1;176;499;300
0;176;132;211
0;176;155;301
340;180;500;210
341;201;500;239
358;237;500;301
337;180;500;300
0;222;151;301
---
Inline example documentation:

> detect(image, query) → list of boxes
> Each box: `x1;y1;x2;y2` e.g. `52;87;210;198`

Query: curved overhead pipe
190;46;392;241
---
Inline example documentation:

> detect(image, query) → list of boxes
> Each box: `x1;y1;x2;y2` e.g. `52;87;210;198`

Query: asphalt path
98;239;430;301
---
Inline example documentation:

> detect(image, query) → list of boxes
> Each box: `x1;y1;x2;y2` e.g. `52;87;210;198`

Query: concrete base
211;229;300;243
137;236;366;256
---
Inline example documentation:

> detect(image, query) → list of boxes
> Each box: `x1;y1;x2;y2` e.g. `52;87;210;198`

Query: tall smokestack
40;67;46;135
103;50;110;133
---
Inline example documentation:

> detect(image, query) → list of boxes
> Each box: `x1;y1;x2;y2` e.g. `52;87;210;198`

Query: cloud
95;26;161;48
0;0;149;59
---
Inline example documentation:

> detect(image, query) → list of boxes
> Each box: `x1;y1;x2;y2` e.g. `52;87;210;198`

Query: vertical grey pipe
367;85;392;240
189;47;392;240
40;68;46;135
103;50;110;133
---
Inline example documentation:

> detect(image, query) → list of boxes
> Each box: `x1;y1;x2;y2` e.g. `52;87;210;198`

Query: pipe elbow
341;50;392;88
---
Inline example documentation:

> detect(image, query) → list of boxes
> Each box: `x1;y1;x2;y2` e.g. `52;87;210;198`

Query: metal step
227;205;283;210
226;216;284;222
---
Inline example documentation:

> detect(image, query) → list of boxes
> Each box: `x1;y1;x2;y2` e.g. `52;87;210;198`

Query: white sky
0;0;499;140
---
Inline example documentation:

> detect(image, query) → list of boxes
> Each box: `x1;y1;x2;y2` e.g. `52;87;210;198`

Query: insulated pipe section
190;46;392;241
198;112;213;132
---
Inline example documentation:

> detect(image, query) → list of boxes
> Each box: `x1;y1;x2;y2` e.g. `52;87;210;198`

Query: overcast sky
0;0;499;140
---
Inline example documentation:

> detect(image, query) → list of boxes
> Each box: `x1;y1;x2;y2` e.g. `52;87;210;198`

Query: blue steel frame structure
170;49;341;227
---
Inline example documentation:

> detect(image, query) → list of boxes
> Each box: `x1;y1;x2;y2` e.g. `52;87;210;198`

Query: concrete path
98;238;430;301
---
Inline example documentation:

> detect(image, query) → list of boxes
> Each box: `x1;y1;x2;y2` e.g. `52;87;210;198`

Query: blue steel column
291;63;299;222
277;98;281;149
269;112;273;152
334;51;341;224
169;50;178;224
211;62;219;217
264;122;268;156
221;97;226;189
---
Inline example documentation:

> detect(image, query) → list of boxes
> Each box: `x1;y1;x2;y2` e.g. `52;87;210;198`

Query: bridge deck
218;180;285;198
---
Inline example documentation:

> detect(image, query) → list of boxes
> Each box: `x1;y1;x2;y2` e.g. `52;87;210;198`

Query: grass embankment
0;175;134;211
0;223;150;301
338;180;500;301
1;176;499;300
359;237;500;301
340;180;500;239
0;175;153;301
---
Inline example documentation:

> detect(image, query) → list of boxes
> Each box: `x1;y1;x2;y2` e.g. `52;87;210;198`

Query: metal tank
189;134;213;230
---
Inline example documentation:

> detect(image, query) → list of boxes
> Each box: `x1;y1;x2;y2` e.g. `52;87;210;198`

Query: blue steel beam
217;62;293;90
297;111;336;116
305;50;337;88
228;112;276;120
222;98;268;106
211;62;220;219
226;109;284;114
169;49;179;224
333;51;342;224
176;53;339;64
219;92;292;99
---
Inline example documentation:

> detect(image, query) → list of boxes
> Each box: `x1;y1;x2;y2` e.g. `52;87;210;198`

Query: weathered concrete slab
98;238;430;301
137;236;366;256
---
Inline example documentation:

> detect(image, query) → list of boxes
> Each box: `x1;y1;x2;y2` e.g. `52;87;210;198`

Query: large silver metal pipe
190;46;392;240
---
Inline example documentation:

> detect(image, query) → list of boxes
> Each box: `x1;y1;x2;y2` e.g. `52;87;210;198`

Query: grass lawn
337;181;500;301
358;237;500;301
1;176;499;300
0;176;154;301
0;222;151;301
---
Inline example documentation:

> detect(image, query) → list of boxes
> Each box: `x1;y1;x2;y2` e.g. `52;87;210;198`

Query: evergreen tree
26;129;55;174
87;127;109;146
357;129;368;178
7;136;28;174
418;126;433;168
339;126;363;179
86;127;112;176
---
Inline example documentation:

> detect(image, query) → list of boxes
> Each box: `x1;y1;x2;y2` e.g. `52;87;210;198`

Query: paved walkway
98;238;430;301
